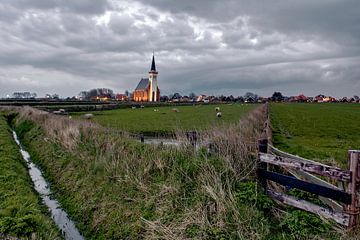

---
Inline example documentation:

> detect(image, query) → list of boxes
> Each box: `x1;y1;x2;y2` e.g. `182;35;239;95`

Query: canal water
143;137;181;146
142;137;205;151
12;131;84;240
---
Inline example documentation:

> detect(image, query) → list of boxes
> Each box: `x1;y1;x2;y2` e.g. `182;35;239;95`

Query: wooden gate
258;138;360;230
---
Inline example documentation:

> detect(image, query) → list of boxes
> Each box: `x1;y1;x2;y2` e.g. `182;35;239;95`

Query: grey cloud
138;0;360;47
0;0;360;98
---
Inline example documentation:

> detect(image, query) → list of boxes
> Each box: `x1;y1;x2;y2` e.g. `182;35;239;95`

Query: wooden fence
258;103;359;231
258;138;360;230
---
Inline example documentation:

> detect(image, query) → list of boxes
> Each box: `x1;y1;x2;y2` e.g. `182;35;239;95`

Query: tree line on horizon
3;88;360;103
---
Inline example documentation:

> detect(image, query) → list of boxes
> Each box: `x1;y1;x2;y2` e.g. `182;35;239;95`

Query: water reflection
13;131;84;240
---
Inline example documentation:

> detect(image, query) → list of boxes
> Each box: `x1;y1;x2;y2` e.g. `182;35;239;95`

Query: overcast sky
1;0;360;98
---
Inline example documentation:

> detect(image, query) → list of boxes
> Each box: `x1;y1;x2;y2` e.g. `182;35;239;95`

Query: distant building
314;94;326;102
133;55;160;102
323;96;336;102
116;94;128;101
340;97;350;103
91;95;112;101
196;94;207;102
290;94;308;102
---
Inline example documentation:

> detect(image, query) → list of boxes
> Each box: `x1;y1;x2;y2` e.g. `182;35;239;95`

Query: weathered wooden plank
270;145;337;167
258;169;352;204
259;153;351;182
286;168;344;212
346;150;360;229
267;189;350;226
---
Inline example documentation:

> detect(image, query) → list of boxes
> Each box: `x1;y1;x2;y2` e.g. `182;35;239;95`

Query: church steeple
150;54;156;72
148;53;158;102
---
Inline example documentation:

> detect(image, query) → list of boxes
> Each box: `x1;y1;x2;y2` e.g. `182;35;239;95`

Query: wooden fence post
258;138;268;189
347;150;360;230
186;131;197;149
139;133;144;143
191;131;197;148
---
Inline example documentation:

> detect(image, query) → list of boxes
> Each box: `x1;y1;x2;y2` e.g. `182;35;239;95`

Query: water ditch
141;137;209;152
12;131;84;240
142;137;181;146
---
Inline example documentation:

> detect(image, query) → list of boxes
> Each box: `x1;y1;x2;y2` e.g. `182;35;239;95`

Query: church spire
150;54;156;72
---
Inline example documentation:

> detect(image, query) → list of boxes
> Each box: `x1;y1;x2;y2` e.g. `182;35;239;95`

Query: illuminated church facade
133;55;160;102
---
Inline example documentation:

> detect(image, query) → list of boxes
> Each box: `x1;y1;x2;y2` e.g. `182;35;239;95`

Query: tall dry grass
8;106;99;150
141;104;269;239
202;104;267;179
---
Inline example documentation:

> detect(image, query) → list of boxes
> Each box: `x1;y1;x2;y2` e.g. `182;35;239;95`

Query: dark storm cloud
0;0;359;97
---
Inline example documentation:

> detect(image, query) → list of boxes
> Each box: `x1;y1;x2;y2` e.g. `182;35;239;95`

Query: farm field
0;114;61;239
271;103;360;167
72;103;257;135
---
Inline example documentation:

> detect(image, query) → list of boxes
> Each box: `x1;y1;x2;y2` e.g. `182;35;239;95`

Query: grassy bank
0;113;61;239
271;103;360;167
71;103;257;135
8;106;346;239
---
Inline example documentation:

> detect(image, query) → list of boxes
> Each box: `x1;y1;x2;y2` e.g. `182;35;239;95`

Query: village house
323;96;336;102
314;94;325;102
133;55;160;102
340;97;350;103
196;94;207;102
115;93;128;101
289;94;308;102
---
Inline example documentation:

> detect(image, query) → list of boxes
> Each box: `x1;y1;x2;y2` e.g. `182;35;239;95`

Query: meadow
71;103;257;135
0;113;61;239
6;105;345;239
271;103;360;167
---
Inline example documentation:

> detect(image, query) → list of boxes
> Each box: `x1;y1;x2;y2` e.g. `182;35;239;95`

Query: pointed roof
135;78;149;90
150;55;156;72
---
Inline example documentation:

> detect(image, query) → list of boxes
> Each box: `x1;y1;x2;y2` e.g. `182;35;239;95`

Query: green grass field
72;103;257;135
0;114;61;239
271;103;360;167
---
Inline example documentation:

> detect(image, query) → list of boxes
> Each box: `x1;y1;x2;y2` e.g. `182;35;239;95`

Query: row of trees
8;92;61;99
78;88;116;100
12;92;37;99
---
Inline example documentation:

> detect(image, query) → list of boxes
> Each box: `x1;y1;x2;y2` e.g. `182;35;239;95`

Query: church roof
150;55;156;72
135;78;149;90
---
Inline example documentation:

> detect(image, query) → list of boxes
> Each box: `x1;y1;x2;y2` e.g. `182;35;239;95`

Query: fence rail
267;189;350;226
258;168;352;204
259;153;352;182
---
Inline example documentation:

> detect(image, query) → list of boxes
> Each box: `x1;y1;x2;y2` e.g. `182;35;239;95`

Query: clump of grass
202;104;267;180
